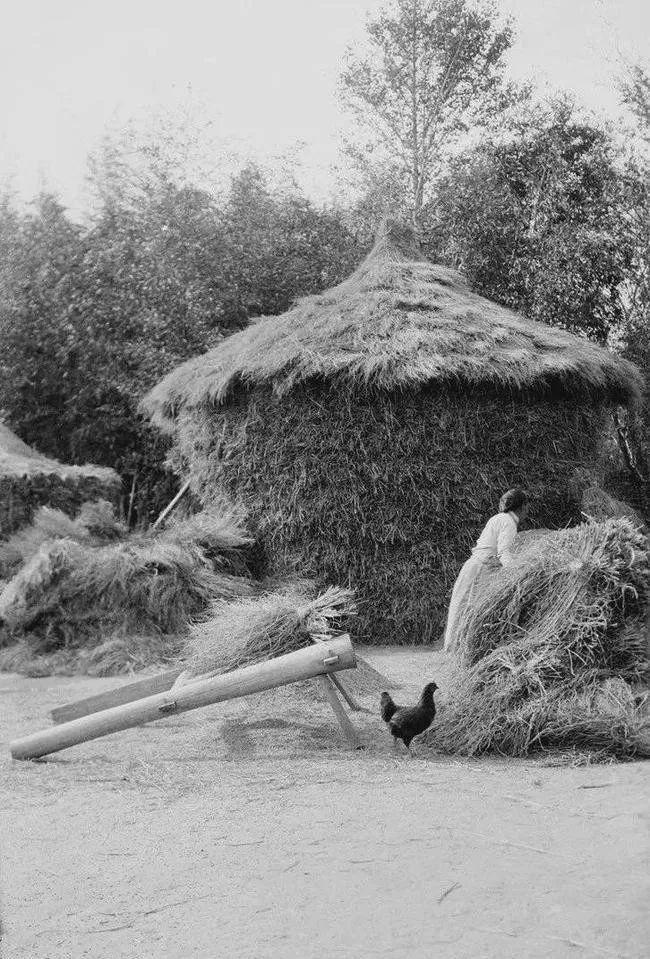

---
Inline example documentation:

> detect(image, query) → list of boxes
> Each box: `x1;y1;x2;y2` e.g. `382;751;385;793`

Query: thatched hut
0;423;121;538
143;224;641;644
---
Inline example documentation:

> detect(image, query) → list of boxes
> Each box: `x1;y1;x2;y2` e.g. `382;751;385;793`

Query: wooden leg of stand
329;674;371;713
309;632;369;714
317;676;364;750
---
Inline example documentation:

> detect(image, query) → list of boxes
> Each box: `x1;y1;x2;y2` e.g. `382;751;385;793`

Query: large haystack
0;423;121;538
143;223;642;645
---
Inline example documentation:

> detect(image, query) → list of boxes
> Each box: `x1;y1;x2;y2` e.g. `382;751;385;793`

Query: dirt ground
1;647;648;959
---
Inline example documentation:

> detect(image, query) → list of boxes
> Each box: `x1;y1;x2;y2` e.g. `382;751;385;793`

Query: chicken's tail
380;691;397;723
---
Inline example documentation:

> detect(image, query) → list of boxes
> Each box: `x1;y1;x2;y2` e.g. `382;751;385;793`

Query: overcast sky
1;0;647;216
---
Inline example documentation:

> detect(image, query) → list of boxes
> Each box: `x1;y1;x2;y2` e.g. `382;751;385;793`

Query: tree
428;99;649;492
340;0;516;232
430;101;636;343
615;62;650;484
218;164;361;321
0;193;84;446
616;61;650;368
0;145;361;525
619;61;650;141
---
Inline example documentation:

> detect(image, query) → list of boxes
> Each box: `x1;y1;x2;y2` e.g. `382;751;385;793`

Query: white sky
0;0;647;216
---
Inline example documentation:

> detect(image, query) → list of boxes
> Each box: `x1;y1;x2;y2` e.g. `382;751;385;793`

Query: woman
443;488;529;653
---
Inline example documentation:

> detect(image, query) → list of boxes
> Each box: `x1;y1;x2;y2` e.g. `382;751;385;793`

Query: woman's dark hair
499;488;528;513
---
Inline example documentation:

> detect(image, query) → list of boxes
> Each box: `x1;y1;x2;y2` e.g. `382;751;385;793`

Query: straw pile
0;500;125;578
0;422;120;537
0;507;254;674
177;581;392;694
144;222;642;646
432;518;650;758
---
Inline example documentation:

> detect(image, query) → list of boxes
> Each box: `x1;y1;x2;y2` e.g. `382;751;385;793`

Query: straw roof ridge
0;422;120;484
143;221;641;426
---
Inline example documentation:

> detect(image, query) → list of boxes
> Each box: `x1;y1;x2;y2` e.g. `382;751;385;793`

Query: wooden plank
51;669;183;724
11;636;357;761
317;676;364;750
308;632;369;712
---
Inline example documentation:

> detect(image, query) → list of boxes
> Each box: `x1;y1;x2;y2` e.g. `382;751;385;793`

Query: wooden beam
50;633;365;725
328;673;371;713
51;669;182;724
308;633;370;713
317;676;364;750
11;635;356;761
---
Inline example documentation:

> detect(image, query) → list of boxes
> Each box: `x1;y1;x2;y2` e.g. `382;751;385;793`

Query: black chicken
380;682;438;753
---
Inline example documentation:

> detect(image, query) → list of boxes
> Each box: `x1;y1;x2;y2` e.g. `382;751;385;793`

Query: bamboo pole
328;673;371;713
151;478;191;530
11;636;356;761
126;471;138;528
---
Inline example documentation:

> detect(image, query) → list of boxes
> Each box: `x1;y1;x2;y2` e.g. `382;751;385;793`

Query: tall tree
0;151;360;524
431;101;636;344
616;61;650;483
616;60;650;365
340;0;516;232
619;61;650;141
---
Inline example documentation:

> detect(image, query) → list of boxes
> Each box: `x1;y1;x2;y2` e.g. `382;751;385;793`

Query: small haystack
432;518;650;758
0;500;124;579
143;222;642;645
0;507;254;675
0;423;121;538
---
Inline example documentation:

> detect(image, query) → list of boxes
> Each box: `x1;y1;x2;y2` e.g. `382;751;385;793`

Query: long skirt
443;555;488;653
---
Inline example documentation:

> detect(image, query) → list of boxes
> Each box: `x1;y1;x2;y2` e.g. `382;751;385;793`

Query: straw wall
175;384;608;644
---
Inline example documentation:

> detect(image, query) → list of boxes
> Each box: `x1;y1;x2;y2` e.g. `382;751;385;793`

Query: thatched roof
0;423;119;485
144;222;641;428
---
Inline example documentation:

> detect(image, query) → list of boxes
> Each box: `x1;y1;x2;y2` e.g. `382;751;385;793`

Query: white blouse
471;511;519;567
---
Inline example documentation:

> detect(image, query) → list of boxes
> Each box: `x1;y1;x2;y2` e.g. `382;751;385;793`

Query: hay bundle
181;583;356;679
0;500;125;578
163;501;253;574
0;507;254;669
581;484;646;528
433;518;650;758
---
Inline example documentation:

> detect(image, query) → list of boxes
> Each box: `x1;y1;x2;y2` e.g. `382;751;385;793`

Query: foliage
0;140;359;524
340;0;518;230
619;61;650;140
613;62;650;483
430;100;640;345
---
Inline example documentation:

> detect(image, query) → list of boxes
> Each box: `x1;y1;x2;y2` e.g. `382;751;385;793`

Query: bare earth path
1;648;648;959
